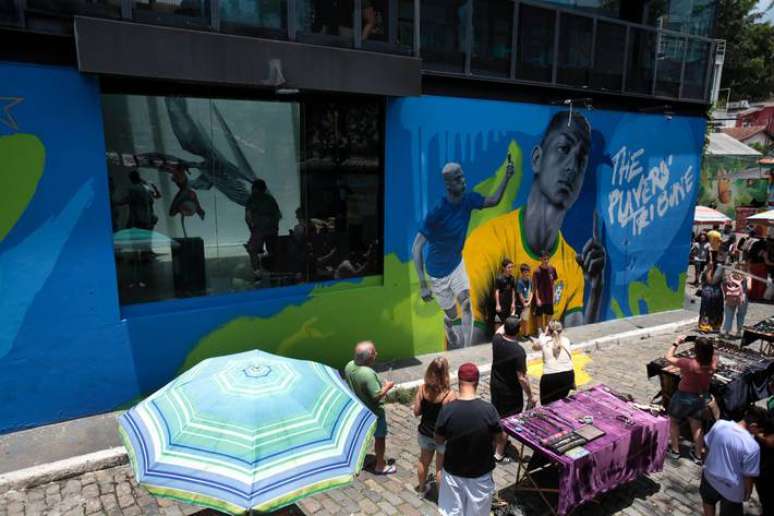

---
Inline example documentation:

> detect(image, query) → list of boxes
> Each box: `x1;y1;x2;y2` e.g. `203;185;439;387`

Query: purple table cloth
501;384;669;515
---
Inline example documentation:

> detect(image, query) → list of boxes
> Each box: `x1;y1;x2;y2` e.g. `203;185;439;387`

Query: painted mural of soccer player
413;159;514;349
463;111;606;344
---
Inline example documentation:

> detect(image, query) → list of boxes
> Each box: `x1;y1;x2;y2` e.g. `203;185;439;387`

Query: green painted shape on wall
181;143;525;374
180;254;445;373
0;134;45;242
467;140;523;236
610;298;625;319
627;268;686;316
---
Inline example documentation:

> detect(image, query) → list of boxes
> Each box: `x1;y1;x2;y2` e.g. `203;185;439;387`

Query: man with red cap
435;363;507;515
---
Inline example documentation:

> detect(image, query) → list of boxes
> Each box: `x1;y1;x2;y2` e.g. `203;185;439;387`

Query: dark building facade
1;0;718;432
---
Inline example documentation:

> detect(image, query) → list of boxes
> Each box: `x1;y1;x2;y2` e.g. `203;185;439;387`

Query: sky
756;0;774;23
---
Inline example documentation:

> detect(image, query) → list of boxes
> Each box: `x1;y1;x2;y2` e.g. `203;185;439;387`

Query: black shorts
700;474;743;516
534;303;554;316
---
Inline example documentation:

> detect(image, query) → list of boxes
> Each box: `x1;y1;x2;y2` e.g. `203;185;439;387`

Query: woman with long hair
412;357;456;496
531;320;575;405
665;335;717;463
699;261;724;333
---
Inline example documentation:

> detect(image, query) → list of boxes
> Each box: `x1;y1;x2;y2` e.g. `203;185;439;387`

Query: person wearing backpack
721;267;752;338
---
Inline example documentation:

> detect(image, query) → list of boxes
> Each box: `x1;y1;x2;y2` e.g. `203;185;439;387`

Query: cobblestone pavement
1;301;771;516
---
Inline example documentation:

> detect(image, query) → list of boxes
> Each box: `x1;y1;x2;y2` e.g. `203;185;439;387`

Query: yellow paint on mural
526;351;592;386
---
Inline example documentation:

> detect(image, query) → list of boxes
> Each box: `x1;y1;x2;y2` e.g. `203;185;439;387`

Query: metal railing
6;0;723;103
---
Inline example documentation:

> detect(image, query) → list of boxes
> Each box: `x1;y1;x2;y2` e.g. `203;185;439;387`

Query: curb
0;316;696;492
0;447;128;493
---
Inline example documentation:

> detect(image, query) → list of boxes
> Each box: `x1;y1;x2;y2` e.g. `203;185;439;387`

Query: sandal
494;454;512;465
373;464;397;475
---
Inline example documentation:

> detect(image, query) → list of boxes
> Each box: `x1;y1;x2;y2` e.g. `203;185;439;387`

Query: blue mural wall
0;62;138;431
0;62;706;434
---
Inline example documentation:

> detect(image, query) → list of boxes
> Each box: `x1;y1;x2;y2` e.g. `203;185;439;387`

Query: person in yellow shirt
463;111;606;343
707;225;722;263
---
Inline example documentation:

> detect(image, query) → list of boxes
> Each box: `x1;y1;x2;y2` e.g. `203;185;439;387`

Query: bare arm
376;380;395;401
412;233;433;301
665;336;686;366
517;371;537;407
483;159;514;208
361;6;376;40
744;476;755;501
412;385;423;417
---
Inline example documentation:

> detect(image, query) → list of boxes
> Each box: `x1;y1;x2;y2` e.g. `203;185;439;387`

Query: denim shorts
374;413;388;438
417;432;446;454
668;390;708;421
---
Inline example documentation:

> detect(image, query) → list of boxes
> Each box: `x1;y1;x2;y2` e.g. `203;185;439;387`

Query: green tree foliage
717;0;774;101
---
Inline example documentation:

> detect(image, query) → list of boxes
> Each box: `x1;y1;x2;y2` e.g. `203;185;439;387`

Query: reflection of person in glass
413;160;514;350
118;170;161;230
464;112;606;344
245;179;281;277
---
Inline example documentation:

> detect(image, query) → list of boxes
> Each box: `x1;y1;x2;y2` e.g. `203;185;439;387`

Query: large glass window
557;13;593;86
0;0;20;24
591;21;626;91
625;27;657;95
133;0;209;28
102;94;384;305
682;38;710;100
420;0;468;73
471;0;513;78
655;33;684;98
25;0;121;17
220;0;287;37
514;4;555;82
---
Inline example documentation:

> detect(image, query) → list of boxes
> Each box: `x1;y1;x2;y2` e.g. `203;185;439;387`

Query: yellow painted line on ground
526;351;592;386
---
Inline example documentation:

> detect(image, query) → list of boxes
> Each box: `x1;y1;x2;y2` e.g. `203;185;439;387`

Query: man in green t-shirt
344;341;396;475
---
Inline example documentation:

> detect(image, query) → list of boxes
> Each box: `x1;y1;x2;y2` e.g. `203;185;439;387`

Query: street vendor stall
742;316;774;355
501;384;668;516
646;339;773;419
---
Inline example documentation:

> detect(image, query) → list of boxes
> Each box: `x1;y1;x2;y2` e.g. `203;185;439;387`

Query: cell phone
684;335;697;342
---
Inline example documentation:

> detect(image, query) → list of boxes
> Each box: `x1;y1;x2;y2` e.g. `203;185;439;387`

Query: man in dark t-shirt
533;251;558;332
494;258;517;324
436;363;506;516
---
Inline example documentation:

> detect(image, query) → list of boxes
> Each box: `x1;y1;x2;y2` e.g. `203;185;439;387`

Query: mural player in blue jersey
412;159;514;349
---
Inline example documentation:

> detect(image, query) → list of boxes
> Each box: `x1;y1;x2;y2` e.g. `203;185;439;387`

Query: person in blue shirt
412;159;514;349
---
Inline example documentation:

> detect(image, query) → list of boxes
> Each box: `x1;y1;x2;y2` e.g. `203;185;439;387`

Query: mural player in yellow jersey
464;111;606;344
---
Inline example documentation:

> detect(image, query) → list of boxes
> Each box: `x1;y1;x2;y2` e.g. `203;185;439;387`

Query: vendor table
646;340;774;418
741;316;774;355
501;384;668;516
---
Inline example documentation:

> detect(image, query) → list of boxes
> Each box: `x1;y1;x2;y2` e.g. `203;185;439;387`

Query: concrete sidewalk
0;307;699;483
1;300;771;516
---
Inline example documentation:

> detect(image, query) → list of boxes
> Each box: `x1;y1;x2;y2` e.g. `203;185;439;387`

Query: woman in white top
531;320;575;405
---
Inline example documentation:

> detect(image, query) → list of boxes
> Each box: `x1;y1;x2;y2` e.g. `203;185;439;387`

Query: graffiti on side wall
698;156;769;218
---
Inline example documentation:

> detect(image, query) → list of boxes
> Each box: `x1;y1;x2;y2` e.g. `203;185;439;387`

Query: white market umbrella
694;206;731;225
746;209;774;226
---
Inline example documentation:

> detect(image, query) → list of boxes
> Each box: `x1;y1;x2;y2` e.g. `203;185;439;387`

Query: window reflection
591;21;626;91
25;0;121;16
102;94;384;305
515;4;555;82
420;0;468;72
133;0;209;26
682;39;710;100
220;0;287;35
472;0;512;77
557;14;592;86
625;28;656;95
655;33;683;98
0;0;19;23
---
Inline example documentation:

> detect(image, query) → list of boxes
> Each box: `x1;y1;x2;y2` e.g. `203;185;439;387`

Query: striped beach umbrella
119;350;376;514
694;205;731;225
